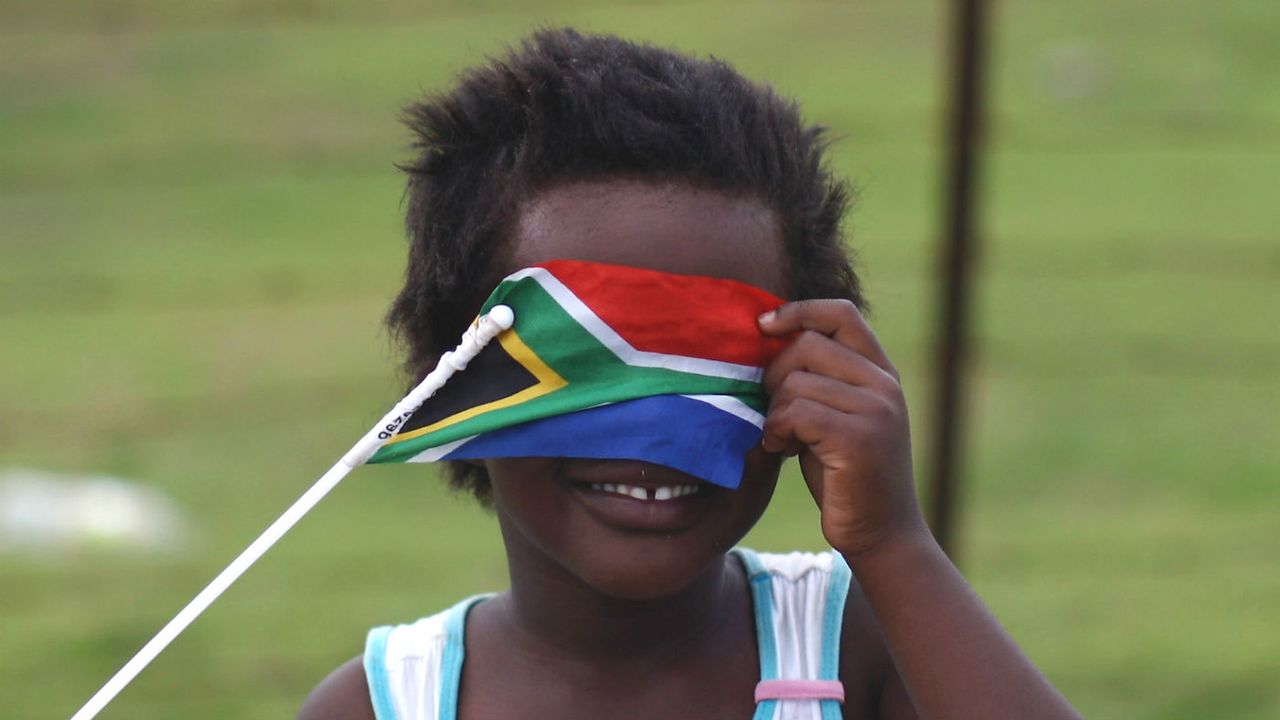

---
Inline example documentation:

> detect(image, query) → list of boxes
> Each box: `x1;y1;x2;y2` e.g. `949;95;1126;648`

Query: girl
299;28;1081;720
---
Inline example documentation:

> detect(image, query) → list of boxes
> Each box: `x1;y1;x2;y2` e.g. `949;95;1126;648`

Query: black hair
386;27;864;504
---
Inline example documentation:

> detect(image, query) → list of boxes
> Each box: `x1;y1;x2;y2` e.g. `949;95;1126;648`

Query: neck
494;522;745;668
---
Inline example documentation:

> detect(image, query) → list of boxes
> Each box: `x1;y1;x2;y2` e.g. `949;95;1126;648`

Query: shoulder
297;656;375;720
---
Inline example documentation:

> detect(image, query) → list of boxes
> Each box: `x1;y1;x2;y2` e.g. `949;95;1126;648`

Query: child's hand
758;300;928;559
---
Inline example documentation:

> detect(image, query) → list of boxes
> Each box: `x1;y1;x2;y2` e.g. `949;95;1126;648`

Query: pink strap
754;679;845;703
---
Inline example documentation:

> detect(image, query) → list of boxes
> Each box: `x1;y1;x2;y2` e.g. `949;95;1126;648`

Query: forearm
844;532;1082;720
754;302;1079;718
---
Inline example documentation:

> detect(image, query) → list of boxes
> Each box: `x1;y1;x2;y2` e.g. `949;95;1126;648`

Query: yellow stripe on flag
382;328;568;446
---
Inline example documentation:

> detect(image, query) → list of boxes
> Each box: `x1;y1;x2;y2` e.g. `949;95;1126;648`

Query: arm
759;301;1081;720
297;656;376;720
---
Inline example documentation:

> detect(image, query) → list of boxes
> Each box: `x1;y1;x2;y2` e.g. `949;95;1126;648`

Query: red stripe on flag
540;259;788;367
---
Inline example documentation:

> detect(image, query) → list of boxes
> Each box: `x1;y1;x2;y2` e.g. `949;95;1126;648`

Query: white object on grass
0;469;187;554
69;305;514;720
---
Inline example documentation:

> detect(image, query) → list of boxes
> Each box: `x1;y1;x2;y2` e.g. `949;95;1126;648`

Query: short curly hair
386;27;864;504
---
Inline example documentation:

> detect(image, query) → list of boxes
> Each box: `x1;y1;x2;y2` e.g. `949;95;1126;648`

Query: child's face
483;180;788;600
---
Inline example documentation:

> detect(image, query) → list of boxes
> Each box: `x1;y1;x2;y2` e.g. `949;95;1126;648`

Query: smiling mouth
585;482;703;501
561;460;715;531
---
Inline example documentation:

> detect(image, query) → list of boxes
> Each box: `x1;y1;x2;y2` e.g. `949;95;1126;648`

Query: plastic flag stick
69;306;515;720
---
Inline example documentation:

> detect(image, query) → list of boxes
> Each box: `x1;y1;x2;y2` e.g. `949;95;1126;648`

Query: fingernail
758;311;776;325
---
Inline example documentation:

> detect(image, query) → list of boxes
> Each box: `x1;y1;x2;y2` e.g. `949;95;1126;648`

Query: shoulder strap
817;553;852;720
436;595;485;720
735;548;782;720
364;625;400;720
821;553;853;683
363;595;490;720
736;549;853;720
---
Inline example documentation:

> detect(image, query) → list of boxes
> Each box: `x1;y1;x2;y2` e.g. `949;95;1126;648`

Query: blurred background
2;1;1277;718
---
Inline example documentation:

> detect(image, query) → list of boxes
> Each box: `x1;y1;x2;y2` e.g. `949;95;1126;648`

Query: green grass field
2;2;1277;718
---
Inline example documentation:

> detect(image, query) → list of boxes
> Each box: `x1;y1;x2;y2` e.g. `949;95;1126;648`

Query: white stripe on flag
401;435;473;463
680;394;765;428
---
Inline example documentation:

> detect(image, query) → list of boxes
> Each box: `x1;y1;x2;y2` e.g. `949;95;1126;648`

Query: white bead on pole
68;305;514;720
342;304;514;468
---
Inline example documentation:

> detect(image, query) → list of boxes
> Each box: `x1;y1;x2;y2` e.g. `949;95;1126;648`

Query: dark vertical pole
929;0;988;559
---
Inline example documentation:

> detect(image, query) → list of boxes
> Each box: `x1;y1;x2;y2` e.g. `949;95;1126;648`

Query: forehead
508;180;788;297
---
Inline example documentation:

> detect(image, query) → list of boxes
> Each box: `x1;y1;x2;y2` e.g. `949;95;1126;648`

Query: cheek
486;457;610;575
485;456;562;478
486;458;564;526
730;448;784;524
741;448;783;494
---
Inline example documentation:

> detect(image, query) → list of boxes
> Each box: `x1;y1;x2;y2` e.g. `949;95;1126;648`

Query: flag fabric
367;259;787;489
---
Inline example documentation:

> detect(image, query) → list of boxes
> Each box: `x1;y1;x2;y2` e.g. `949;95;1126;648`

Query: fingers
768;370;894;416
760;372;900;455
761;397;861;462
757;298;906;464
762;329;898;395
758;299;897;380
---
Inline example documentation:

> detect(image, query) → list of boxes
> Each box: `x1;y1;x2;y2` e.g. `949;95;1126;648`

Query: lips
562;460;715;532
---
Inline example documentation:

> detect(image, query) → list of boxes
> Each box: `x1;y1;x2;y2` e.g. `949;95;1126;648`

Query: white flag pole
69;305;515;720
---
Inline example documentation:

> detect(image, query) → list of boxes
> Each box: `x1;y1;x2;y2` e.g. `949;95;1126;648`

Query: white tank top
364;548;853;720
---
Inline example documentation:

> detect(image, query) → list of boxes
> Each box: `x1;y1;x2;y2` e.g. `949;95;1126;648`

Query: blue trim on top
437;595;492;720
820;552;853;720
821;552;853;679
733;548;780;720
363;625;399;720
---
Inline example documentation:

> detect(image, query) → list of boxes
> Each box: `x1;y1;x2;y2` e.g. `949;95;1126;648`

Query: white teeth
588;482;701;500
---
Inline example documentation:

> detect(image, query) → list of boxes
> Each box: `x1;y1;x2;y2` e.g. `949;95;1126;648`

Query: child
299;28;1081;720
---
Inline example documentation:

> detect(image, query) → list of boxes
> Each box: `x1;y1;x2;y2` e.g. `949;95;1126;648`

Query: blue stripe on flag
442;395;761;489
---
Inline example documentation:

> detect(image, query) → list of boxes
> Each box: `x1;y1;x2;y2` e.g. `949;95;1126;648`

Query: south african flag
367;259;786;489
